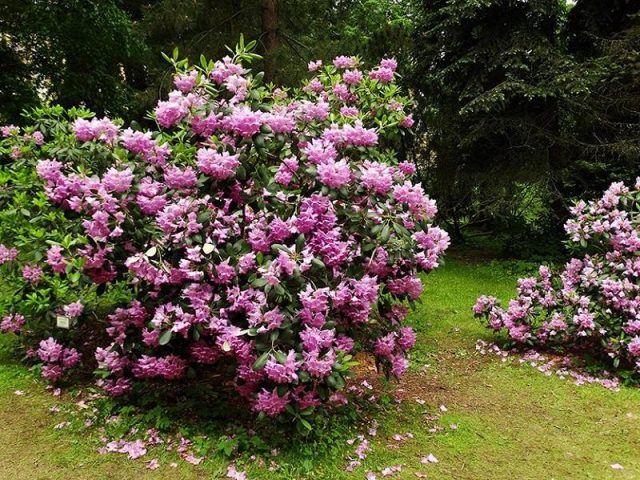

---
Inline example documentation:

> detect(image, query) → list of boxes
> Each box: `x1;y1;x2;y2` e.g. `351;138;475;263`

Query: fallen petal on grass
227;464;247;480
420;454;439;464
184;454;203;465
381;465;402;476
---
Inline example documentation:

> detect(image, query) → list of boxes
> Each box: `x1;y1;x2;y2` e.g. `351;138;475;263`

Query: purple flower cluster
37;337;81;381
475;179;640;374
0;244;18;264
0;313;25;334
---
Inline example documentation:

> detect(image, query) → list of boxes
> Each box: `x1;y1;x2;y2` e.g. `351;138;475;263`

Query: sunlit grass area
1;255;639;480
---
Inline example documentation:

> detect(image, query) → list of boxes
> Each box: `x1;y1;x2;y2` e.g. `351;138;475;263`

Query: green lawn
1;256;639;479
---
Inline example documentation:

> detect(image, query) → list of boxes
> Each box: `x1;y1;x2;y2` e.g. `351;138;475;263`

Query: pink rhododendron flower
254;388;289;417
308;60;323;71
265;350;300;383
46;245;66;273
197;148;240;180
343;69;363;85
317;159;351;188
0;314;25;334
155;94;189;128
333;55;357;69
175;70;199;92
0;244;18;264
62;301;84;318
22;264;43;283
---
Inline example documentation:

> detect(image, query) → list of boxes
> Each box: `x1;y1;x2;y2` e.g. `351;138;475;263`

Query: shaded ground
1;258;639;479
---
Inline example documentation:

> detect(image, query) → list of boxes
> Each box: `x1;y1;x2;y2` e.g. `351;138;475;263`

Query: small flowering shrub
0;41;449;425
0;108;132;381
474;180;640;377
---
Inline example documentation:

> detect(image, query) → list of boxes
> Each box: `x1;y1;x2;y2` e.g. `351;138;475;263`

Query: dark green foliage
561;0;640;199
412;0;640;246
0;1;413;123
0;1;151;122
133;0;413;87
411;0;572;241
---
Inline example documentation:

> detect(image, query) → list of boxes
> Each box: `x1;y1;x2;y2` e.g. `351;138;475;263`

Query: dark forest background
1;0;638;256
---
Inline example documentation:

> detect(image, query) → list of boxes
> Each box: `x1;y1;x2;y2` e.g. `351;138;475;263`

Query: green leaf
380;224;390;242
158;330;172;345
252;277;268;288
253;351;270;370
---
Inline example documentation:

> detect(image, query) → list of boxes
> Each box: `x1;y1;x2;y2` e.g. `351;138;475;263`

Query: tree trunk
261;0;278;82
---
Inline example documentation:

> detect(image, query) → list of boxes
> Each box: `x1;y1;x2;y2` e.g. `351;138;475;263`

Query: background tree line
412;0;640;253
1;0;638;255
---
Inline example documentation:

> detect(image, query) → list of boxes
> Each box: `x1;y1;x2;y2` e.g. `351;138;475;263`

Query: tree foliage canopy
0;0;413;123
412;0;640;243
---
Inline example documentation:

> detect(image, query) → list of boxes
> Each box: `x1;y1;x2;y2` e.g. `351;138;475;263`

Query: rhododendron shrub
474;180;640;376
0;108;132;383
1;43;449;422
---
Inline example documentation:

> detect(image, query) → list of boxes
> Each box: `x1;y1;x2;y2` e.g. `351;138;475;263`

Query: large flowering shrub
0;43;449;423
474;180;640;376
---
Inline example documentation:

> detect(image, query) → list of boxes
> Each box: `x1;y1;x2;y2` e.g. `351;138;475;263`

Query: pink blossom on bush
22;264;43;284
340;106;359;117
0;244;18;264
303;350;335;378
369;66;395;83
223;106;264;137
628;337;640;357
308;60;323;71
62;301;84;318
380;58;398;72
0;314;25;333
400;114;415;128
254;388;289;417
1;124;19;137
46;245;66;273
265;350;300;383
196;148;240;180
333;56;357;69
317;159;352;188
174;70;199;93
73;118;120;143
37;338;62;363
343;69;363;85
360;161;394;195
341;121;378;147
103;168;134;193
475;179;640;375
275;156;299;186
155;93;189;128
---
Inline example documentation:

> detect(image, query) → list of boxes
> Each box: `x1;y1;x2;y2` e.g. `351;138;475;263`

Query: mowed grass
1;255;639;479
